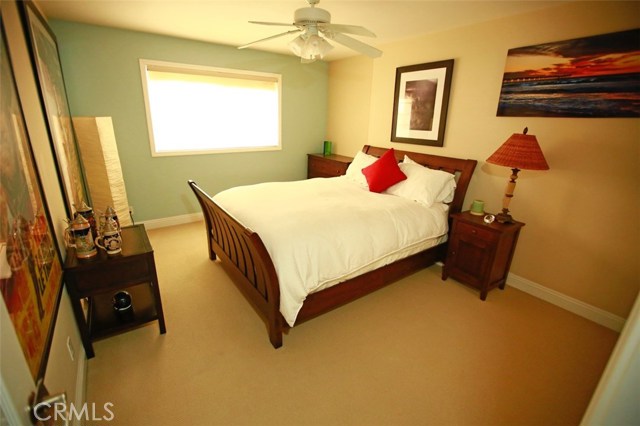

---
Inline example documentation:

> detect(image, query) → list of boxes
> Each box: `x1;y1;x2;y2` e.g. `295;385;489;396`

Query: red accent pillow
361;148;407;193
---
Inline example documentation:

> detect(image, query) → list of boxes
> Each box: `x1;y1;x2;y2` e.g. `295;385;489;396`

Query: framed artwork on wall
19;0;89;215
497;28;640;118
391;59;454;147
1;20;64;382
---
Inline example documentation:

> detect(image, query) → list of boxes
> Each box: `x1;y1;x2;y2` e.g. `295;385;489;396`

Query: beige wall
327;1;640;319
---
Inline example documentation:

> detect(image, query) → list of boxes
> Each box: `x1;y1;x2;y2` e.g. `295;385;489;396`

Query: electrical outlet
66;336;75;362
129;205;134;215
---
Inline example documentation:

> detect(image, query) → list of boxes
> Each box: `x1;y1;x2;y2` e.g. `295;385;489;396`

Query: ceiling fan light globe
288;35;306;56
304;34;333;58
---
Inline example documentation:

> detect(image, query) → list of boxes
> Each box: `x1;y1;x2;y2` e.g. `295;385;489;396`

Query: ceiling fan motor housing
295;7;331;24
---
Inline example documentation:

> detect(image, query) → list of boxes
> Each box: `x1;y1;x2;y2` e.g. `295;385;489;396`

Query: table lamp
486;127;549;223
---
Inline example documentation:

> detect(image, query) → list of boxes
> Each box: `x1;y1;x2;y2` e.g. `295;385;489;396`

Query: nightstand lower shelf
88;282;159;341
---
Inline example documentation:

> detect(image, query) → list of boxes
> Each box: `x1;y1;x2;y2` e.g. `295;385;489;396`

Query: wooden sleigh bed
188;145;477;348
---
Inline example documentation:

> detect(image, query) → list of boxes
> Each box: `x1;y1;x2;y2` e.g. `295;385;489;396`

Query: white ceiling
37;0;566;61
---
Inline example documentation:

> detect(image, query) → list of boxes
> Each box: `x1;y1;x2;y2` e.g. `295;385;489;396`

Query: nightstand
442;211;524;300
307;153;353;178
64;224;166;358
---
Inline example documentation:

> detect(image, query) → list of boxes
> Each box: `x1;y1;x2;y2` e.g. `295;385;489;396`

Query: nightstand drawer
73;257;151;293
456;221;499;244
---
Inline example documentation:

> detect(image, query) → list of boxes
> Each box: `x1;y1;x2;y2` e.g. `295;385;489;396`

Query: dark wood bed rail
189;146;477;348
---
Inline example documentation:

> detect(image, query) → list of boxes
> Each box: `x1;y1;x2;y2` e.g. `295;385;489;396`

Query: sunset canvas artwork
497;29;640;117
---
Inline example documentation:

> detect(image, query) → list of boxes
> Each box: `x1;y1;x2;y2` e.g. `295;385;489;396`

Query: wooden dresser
307;153;353;178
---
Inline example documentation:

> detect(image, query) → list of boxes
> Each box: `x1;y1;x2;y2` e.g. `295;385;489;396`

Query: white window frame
139;59;282;156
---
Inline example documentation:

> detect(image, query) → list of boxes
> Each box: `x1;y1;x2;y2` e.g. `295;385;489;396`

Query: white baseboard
136;219;631;331
139;212;203;230
507;273;626;332
73;354;87;426
137;223;628;332
435;261;625;332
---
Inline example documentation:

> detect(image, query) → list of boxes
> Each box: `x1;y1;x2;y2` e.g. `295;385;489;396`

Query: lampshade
487;128;549;171
288;30;333;63
486;127;549;224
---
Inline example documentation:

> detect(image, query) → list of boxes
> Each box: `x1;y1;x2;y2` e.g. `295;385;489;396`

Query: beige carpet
86;221;618;425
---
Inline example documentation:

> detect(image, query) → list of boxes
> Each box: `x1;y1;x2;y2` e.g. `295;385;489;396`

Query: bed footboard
188;180;285;348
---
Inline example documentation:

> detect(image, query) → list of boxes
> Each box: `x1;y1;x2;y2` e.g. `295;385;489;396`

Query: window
140;59;281;156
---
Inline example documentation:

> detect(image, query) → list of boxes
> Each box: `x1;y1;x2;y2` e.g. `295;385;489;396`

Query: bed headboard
362;145;477;215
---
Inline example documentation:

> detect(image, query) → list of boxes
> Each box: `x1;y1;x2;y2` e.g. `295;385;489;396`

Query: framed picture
20;0;89;215
1;20;64;382
391;59;454;147
497;29;640;118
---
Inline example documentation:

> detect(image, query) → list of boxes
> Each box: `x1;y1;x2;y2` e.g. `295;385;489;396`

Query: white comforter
213;177;449;326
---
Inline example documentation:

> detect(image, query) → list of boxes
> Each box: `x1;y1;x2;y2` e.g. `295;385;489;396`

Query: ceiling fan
238;0;382;63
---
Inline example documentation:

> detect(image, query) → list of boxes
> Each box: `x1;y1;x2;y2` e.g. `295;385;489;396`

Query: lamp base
495;210;514;224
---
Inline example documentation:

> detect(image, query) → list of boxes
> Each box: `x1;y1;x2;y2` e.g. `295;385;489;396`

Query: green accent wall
50;20;328;222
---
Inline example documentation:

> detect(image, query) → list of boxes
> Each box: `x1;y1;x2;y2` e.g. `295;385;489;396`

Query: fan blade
238;29;301;49
325;32;382;58
320;23;376;38
249;21;297;27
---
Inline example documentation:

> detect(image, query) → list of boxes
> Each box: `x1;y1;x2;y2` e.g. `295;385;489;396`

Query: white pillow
345;150;378;188
406;155;457;203
403;155;457;203
384;155;456;206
